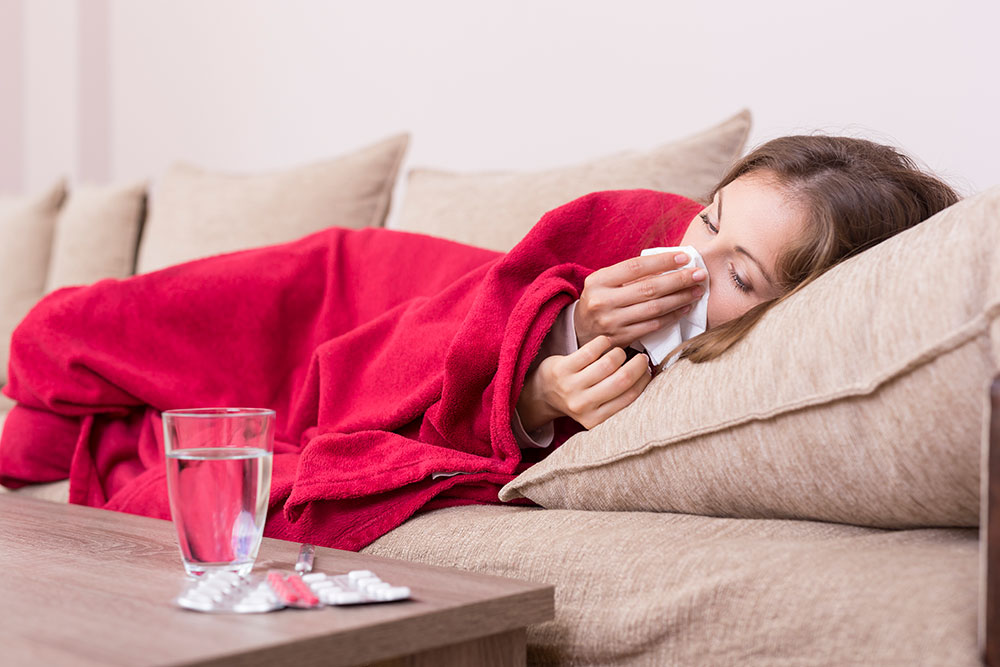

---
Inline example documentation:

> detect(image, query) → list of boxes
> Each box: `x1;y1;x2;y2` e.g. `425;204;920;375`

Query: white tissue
636;246;710;367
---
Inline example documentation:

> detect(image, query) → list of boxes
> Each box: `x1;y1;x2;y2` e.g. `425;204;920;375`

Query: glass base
183;560;255;578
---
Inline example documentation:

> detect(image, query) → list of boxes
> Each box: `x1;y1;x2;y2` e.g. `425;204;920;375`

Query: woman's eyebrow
735;246;775;286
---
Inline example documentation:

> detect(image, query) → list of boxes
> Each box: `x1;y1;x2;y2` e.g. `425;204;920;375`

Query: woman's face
680;171;807;329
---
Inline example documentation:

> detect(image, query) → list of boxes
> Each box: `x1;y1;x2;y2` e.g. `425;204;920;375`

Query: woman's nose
698;250;722;286
696;245;717;270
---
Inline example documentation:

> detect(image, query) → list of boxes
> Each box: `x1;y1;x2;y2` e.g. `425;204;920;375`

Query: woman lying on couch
0;134;958;550
515;135;958;433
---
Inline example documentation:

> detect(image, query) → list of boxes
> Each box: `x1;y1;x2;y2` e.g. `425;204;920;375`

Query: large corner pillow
45;181;147;291
0;181;66;386
501;185;1000;529
392;110;751;251
136;133;409;273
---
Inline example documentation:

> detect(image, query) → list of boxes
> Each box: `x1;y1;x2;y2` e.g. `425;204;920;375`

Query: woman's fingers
591;251;691;288
576;270;704;346
548;339;654;430
571;343;629;388
586;352;650;400
623;266;706;305
578;285;704;349
588;358;652;426
562;345;645;401
604;310;690;350
583;264;704;314
575;252;708;348
562;334;616;373
571;353;651;429
613;284;704;326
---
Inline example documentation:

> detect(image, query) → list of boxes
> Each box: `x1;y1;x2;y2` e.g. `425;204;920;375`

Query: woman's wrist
516;363;562;433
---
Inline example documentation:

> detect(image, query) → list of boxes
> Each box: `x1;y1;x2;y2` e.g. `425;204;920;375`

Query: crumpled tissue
636;245;710;367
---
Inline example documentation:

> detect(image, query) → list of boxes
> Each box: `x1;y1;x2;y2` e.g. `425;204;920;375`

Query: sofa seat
364;505;978;666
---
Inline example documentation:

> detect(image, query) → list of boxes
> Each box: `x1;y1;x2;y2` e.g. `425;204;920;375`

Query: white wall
7;0;1000;201
22;0;77;193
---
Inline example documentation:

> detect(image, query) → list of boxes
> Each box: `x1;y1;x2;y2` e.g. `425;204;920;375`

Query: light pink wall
23;0;77;194
7;1;1000;198
104;1;1000;196
5;0;108;195
77;0;110;184
0;0;25;194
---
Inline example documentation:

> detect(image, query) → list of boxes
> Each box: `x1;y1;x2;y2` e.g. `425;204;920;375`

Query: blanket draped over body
1;190;697;549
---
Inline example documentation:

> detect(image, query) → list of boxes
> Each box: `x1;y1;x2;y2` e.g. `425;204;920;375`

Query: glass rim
162;407;276;419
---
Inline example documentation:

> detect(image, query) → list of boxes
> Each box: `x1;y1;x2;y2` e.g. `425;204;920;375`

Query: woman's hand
517;336;652;431
575;251;706;348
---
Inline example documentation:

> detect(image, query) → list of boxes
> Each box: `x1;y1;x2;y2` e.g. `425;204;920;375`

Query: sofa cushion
45;181;146;291
501;185;1000;529
136;134;409;273
0;181;66;386
0;478;69;503
392;110;750;251
364;505;977;666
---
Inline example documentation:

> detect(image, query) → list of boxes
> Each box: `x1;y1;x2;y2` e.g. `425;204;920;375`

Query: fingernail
692;269;707;281
692;286;704;297
681;305;693;314
674;253;688;264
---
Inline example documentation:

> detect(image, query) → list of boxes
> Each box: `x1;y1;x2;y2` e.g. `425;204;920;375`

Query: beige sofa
1;111;991;665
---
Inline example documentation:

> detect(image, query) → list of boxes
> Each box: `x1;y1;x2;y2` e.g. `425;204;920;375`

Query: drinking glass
163;408;275;577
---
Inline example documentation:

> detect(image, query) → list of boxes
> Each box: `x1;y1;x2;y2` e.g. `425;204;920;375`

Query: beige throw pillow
136;134;409;273
45;181;146;291
0;181;66;386
501;186;1000;528
393;110;751;251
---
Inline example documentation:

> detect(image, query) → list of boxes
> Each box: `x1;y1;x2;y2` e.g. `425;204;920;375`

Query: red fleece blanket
1;190;697;549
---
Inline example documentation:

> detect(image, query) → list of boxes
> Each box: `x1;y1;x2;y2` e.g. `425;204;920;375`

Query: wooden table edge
0;493;556;667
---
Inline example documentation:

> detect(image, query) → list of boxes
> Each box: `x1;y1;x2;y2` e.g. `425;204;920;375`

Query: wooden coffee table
0;494;554;666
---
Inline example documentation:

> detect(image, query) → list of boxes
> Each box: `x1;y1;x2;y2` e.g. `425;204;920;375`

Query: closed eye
699;212;718;234
729;265;752;293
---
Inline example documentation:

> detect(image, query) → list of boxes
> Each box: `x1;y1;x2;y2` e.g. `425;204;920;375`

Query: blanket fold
1;189;698;549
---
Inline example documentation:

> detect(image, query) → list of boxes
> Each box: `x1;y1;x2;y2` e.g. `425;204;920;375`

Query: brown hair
671;135;960;365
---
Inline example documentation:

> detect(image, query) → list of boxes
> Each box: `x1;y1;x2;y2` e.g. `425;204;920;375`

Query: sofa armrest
985;376;1000;664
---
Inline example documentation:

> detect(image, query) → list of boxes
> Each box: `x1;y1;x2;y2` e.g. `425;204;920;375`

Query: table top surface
0;493;553;667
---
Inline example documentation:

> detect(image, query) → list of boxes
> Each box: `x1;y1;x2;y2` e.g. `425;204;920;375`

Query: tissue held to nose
637;246;710;366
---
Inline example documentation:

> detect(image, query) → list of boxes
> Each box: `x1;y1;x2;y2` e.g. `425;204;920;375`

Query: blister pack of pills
176;569;411;613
